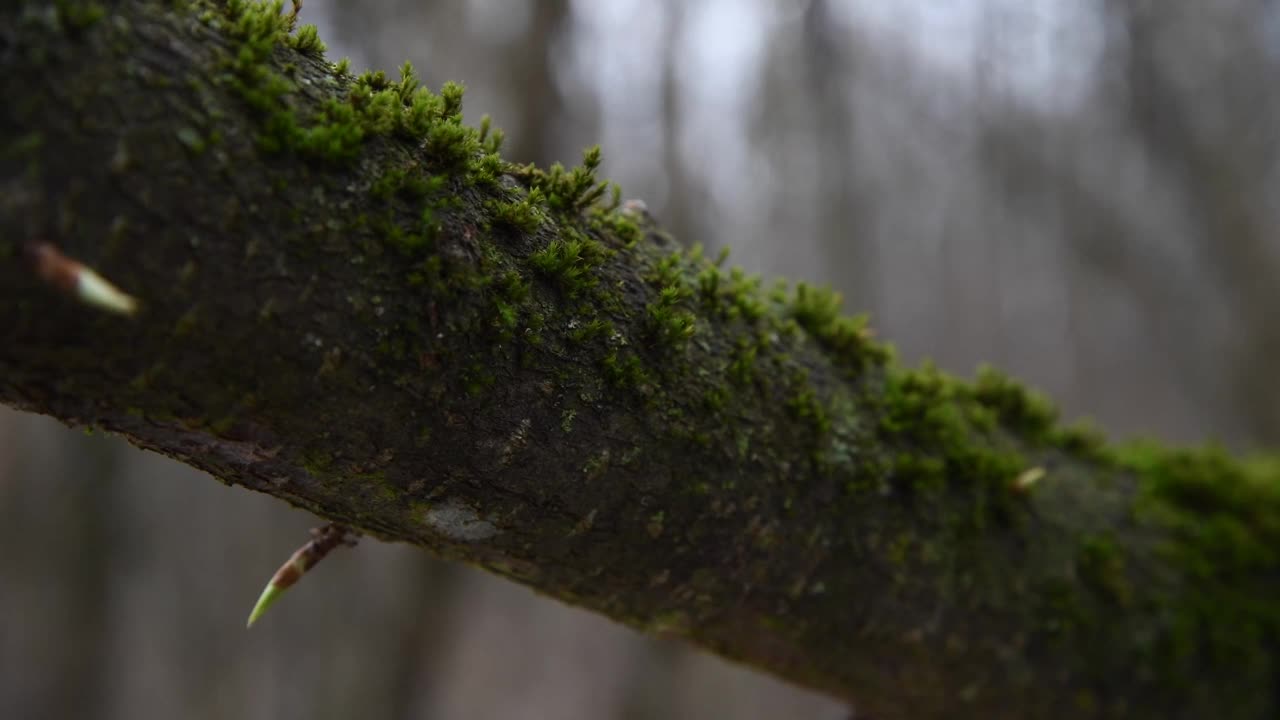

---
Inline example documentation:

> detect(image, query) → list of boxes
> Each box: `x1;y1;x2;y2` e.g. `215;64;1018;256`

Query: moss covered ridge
3;2;1278;718
215;4;1280;712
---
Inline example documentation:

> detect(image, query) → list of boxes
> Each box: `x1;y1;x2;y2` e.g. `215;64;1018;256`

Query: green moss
488;188;546;234
588;203;642;248
601;350;649;390
4;131;43;161
371;166;445;201
463;363;496;397
55;0;106;32
528;234;609;297
786;386;831;435
492;270;530;303
568;317;613;345
871;361;1032;530
219;4;504;179
209;414;237;435
890;453;947;496
1076;534;1131;607
1124;442;1280;593
517;145;610;215
696;265;721;309
787;282;886;371
970;365;1058;442
726;268;766;322
1037;443;1280;712
172;306;200;337
582;450;610;481
646;510;665;538
299;446;335;475
701;386;728;412
648;252;684;288
879;363;964;444
287;23;325;55
476;114;505;154
376;202;447;257
645;285;696;347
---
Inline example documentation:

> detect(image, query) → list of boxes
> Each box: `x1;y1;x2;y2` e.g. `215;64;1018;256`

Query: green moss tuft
463;363;496;397
727;339;758;386
873;361;1030;527
515;145;610;216
787;386;831;435
788;282;887;371
55;0;106;32
288;23;325;55
646;285;696;347
219;6;506;181
488;188;546;234
528;234;609;297
602;350;650;390
1076;534;1132;607
970;365;1058;442
568;317;613;345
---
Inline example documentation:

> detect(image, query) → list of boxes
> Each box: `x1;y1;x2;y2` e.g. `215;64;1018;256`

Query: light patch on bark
422;497;500;542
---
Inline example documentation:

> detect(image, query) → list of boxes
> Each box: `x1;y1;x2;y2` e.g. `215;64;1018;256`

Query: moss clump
697;264;766;323
646;285;696;347
488;189;546;234
54;0;106;32
874;362;1028;527
515;146;610;216
588;203;642;249
701;385;728;411
970;365;1058;441
287;22;325;55
219;3;504;179
1076;534;1132;607
786;386;831;435
726;339;759;387
568;317;613;345
370;165;445;201
487;270;531;336
787;282;887;371
1123;443;1280;631
601;350;650;390
528;234;609;297
462;363;496;397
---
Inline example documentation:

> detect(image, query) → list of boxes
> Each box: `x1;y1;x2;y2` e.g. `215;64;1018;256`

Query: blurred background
4;0;1279;718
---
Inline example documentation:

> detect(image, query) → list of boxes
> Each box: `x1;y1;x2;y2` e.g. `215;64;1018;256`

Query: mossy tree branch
2;3;1278;719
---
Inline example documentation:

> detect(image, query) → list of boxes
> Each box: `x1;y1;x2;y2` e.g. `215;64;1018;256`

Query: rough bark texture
2;3;1278;719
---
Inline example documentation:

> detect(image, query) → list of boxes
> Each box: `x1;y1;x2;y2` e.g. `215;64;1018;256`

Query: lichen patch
421;497;500;541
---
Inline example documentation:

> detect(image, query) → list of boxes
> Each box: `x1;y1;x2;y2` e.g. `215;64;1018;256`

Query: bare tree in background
1102;0;1280;444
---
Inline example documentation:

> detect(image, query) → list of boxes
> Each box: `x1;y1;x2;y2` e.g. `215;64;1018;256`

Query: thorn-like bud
245;523;358;628
27;241;139;316
1013;466;1046;493
246;583;286;629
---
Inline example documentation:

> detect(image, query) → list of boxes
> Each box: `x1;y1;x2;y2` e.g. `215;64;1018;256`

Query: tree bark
2;3;1277;719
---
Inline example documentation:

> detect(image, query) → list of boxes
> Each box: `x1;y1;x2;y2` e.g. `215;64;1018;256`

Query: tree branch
2;3;1277;718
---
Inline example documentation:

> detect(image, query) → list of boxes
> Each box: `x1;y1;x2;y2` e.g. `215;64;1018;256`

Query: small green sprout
246;523;358;628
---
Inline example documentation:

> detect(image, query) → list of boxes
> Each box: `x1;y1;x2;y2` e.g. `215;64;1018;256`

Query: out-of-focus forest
2;1;1278;718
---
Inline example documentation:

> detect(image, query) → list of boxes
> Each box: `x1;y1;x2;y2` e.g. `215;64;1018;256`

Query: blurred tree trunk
1107;0;1280;445
2;3;1279;719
